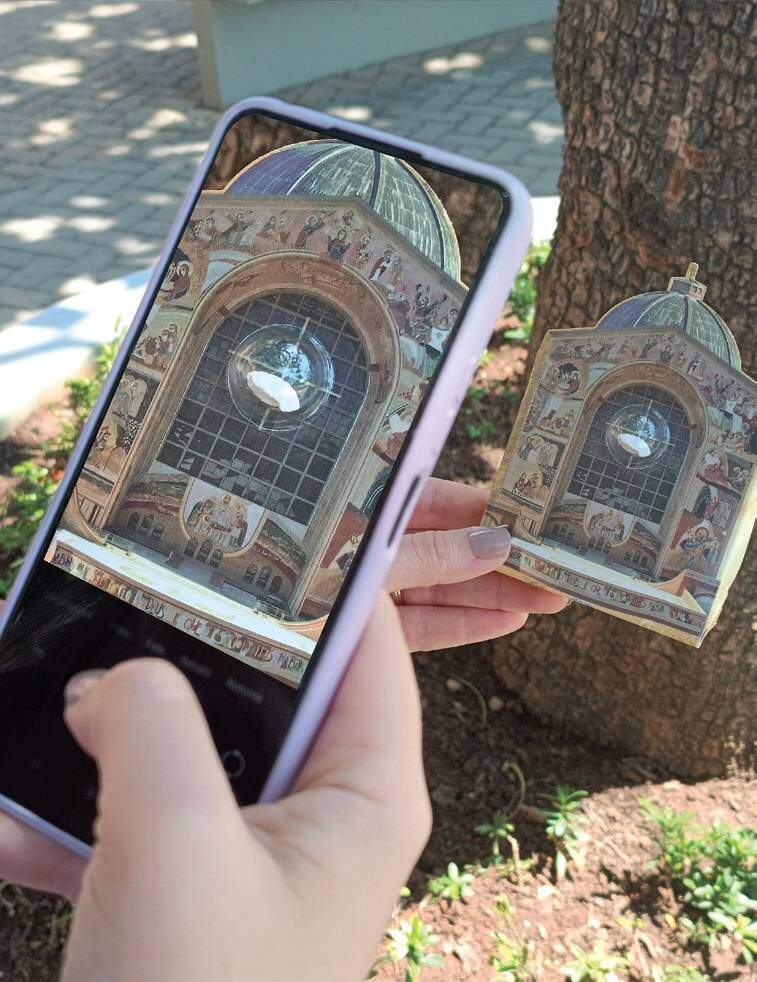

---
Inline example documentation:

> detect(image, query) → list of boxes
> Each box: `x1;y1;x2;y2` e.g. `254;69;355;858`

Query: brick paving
0;0;562;331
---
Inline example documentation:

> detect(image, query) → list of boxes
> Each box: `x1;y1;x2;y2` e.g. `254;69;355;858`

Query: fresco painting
485;264;756;646
47;127;483;687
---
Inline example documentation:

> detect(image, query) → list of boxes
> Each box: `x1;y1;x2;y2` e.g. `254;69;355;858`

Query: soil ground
0;336;754;981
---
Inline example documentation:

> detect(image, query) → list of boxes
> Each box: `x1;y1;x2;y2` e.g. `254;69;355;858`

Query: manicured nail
468;525;511;559
64;669;107;707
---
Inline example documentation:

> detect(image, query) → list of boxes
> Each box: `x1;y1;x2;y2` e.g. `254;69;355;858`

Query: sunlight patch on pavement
89;2;138;17
68;214;115;234
424;51;484;75
30;116;74;146
525;35;552;53
12;57;82;87
60;274;98;296
130;32;197;52
49;20;92;42
115;236;155;256
71;195;109;210
524;76;554;91
528;119;564;144
128;108;189;141
327;105;373;122
1;215;63;243
148;142;208;159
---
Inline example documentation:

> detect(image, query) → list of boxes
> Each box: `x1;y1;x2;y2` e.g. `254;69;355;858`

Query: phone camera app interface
46;114;503;692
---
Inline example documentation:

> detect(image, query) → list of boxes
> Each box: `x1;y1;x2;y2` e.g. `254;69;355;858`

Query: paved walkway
0;0;562;331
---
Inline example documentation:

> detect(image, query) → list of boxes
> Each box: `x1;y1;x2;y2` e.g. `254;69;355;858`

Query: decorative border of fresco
47;537;309;687
505;541;707;642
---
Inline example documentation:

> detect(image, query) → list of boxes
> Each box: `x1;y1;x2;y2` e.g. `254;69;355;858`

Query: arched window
151;523;164;540
209;549;223;569
127;512;139;531
140;514;154;532
243;564;257;584
156;291;368;527
546;384;691;575
257;565;271;588
184;537;198;557
269;575;283;596
197;540;213;563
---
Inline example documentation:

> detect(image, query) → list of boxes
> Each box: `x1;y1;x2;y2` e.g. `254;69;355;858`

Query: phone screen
0;110;507;844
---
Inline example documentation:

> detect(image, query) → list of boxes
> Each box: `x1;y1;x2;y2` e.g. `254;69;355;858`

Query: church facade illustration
485;264;756;646
50;140;467;685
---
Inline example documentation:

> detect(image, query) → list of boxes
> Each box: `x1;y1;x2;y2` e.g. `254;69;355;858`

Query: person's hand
0;477;568;933
3;594;430;981
388;477;567;650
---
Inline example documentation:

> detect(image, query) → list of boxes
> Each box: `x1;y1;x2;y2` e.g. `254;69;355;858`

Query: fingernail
64;669;107;708
468;525;511;559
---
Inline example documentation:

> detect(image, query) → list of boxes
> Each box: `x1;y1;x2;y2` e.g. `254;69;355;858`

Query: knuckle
411;529;446;578
407;608;433;652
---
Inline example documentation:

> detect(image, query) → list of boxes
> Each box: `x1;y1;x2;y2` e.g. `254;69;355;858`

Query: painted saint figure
369;248;393;281
295;214;325;248
326;228;350;262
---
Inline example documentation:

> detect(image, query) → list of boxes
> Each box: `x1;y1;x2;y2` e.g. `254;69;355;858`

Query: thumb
64;659;240;853
386;524;511;592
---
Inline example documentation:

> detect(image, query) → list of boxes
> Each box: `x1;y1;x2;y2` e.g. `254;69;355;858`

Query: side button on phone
386;474;424;549
221;749;246;781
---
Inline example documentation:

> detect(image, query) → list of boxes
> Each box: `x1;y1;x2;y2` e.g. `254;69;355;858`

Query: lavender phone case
0;97;532;857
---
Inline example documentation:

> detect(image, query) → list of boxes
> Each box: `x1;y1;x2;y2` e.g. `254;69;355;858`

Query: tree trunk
491;0;756;778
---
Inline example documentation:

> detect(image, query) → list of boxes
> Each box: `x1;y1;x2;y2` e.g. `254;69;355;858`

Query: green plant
0;461;60;594
489;932;535;979
543;785;589;880
560;941;628;981
476;811;515;863
466;419;495;441
503;241;550;342
0;326;121;597
492;892;514;921
381;914;442;981
650;965;709;982
640;798;757;964
427;861;474;902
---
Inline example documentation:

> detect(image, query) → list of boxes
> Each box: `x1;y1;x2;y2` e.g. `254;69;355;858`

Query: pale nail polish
64;669;107;707
468;525;511;559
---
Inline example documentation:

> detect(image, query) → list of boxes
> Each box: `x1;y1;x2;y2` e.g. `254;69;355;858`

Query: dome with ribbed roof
224;140;461;279
595;263;740;369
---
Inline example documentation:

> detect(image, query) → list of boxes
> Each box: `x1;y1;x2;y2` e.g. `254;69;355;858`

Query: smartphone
0;98;531;856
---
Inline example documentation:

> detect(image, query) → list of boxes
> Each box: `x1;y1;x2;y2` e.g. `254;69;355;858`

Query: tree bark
491;0;756;778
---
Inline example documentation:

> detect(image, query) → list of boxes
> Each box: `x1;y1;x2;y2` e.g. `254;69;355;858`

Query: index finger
407;477;490;532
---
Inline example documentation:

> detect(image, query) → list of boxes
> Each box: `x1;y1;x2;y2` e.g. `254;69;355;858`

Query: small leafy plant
427;861;474;902
489;931;535;979
492;891;514;921
0;325;121;596
381;914;442;981
503;241;550;342
639;798;757;964
560;941;628;981
0;461;60;594
543;785;589;880
475;811;515;863
466;419;496;441
650;965;709;982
